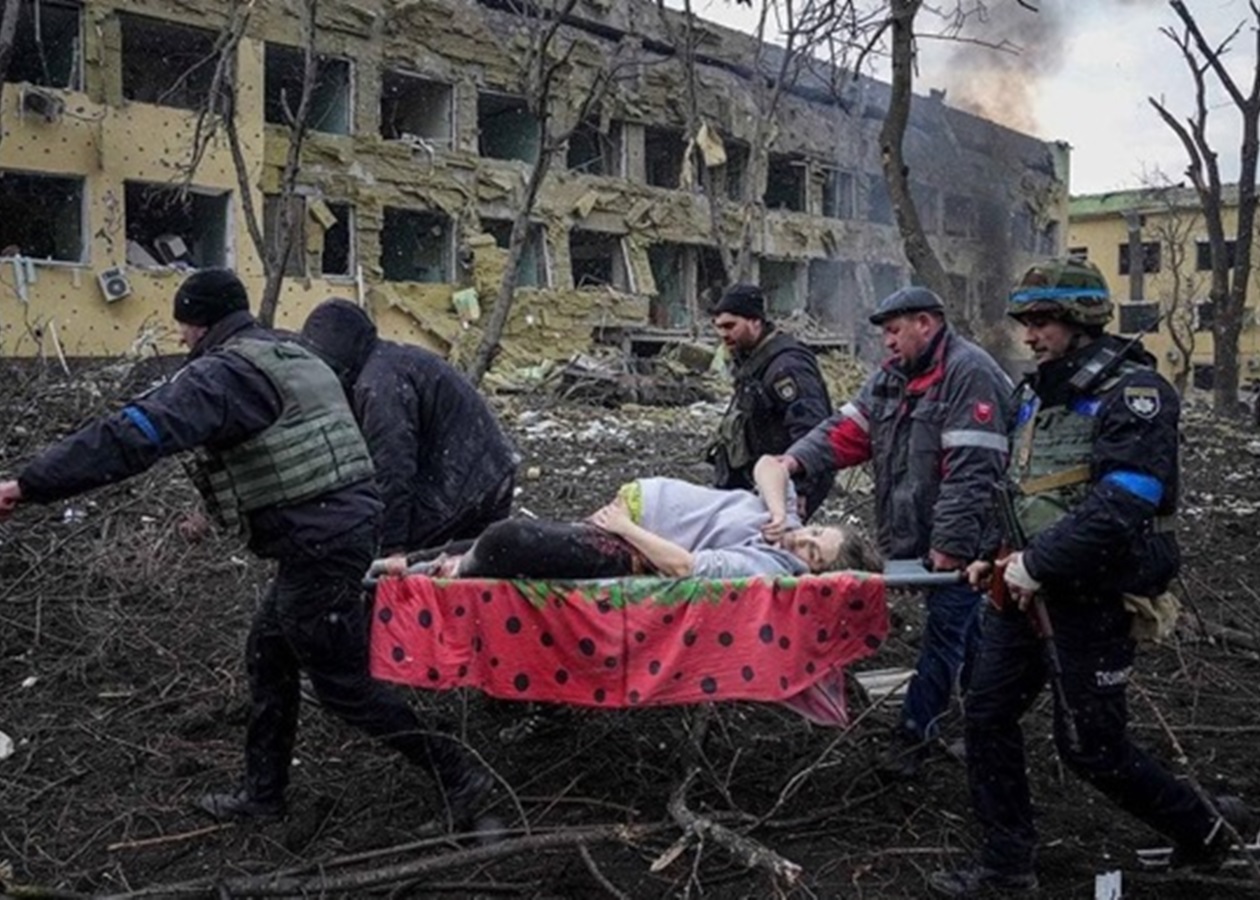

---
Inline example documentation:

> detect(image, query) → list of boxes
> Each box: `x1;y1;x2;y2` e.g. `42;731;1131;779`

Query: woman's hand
588;497;633;535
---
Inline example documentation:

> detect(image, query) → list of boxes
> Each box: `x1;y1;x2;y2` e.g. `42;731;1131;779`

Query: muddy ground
2;354;1260;899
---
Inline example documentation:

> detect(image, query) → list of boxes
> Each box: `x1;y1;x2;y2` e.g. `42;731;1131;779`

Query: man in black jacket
301;298;518;562
930;259;1255;896
705;283;833;518
0;270;491;828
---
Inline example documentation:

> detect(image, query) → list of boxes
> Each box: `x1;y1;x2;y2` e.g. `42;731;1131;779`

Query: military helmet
1007;258;1113;327
869;286;946;325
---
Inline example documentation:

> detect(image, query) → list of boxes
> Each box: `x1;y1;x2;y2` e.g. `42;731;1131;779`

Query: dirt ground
2;354;1260;899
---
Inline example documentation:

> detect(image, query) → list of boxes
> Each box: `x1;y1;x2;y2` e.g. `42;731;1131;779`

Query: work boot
875;728;928;781
928;863;1039;896
1171;795;1258;871
442;764;494;832
195;788;285;822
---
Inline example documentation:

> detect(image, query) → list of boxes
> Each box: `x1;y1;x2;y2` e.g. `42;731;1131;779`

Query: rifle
993;482;1080;751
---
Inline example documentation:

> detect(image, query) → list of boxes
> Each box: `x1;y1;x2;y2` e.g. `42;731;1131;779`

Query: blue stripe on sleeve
1102;470;1163;505
122;405;162;450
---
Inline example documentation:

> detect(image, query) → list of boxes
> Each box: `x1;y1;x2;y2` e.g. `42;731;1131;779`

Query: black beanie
710;283;766;321
173;268;250;326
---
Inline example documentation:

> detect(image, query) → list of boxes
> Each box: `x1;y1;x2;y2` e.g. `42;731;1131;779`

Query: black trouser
964;596;1215;873
457;519;647;579
244;525;478;802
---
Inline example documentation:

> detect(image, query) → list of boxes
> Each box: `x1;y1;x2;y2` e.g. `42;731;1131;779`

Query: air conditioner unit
98;266;132;303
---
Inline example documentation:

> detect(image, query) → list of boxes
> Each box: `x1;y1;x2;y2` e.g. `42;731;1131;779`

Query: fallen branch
663;768;802;888
106;823;234;852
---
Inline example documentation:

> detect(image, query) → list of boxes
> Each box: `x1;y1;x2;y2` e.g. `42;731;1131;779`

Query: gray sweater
636;477;808;579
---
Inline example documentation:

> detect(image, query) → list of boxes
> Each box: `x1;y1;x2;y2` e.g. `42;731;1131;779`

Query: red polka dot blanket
369;572;888;726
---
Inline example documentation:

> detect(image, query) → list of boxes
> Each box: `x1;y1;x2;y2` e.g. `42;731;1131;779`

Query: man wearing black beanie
0;268;493;831
704;282;833;519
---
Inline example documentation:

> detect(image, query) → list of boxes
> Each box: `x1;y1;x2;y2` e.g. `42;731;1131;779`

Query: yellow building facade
1068;185;1260;389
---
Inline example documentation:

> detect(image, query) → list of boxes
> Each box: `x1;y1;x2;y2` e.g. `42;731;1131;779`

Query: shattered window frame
120;12;221;112
1118;241;1161;276
483;218;549;288
759;257;804;315
263;194;307;278
647;242;688;328
0;169;87;264
380;69;454;146
5;0;83;90
123;181;231;271
821;168;855;220
321;201;355;279
477;91;540;164
866;176;894;226
569;228;630;291
380;207;452;284
643;125;685;189
264;42;355;136
566;119;623;176
764;154;807;213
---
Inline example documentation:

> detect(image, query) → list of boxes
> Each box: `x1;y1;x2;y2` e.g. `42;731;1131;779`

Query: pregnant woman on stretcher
386;457;881;581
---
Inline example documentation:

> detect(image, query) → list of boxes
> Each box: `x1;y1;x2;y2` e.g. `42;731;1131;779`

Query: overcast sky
666;0;1256;196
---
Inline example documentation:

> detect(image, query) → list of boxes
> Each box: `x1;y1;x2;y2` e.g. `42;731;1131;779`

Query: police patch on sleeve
773;376;799;402
1123;386;1161;419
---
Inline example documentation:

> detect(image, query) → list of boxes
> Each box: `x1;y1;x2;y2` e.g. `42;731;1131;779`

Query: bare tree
1149;0;1260;416
465;0;633;386
0;0;22;152
182;0;319;329
1139;174;1204;394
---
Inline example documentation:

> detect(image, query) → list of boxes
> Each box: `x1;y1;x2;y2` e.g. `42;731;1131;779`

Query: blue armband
1102;470;1163;505
122;405;162;450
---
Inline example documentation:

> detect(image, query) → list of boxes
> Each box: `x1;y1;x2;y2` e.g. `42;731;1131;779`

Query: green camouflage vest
1010;362;1142;539
194;337;373;531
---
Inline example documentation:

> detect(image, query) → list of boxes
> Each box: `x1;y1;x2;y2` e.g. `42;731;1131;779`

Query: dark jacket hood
188;310;258;361
301;298;379;386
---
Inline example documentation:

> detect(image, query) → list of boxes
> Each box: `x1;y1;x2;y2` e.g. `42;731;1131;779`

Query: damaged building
0;0;1068;367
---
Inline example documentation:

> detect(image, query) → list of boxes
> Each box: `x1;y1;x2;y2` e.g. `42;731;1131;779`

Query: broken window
867;177;894;226
1118;241;1161;275
483;219;548;288
721;141;748;202
807;259;855;328
380;71;452;145
125;182;228;269
6;0;81;89
765;154;806;212
760;259;803;314
478;92;539;163
263;195;306;278
644;126;684;189
567;119;622;175
822;169;855;220
1197;300;1215;331
0;170;85;262
569;229;628;290
380;208;451;283
1118;302;1161;335
264;43;352;135
647;243;687;327
1196;239;1237;271
943;194;977;238
696;247;727;311
121;13;218;111
321;201;354;278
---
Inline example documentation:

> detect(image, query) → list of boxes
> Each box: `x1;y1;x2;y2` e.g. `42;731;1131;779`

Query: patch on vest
773;376;799;402
973;401;994;424
1123;386;1160;419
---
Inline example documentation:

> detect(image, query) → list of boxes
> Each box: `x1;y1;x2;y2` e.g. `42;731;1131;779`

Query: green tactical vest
709;331;797;472
1010;362;1142;539
194;337;374;531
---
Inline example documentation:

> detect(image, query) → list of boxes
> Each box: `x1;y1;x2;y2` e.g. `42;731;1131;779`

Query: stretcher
367;562;958;727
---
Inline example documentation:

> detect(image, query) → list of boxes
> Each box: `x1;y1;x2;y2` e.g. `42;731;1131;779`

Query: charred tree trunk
879;0;953;318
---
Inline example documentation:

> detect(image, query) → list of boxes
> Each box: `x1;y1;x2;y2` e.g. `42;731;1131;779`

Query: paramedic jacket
16;310;381;560
788;326;1012;561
